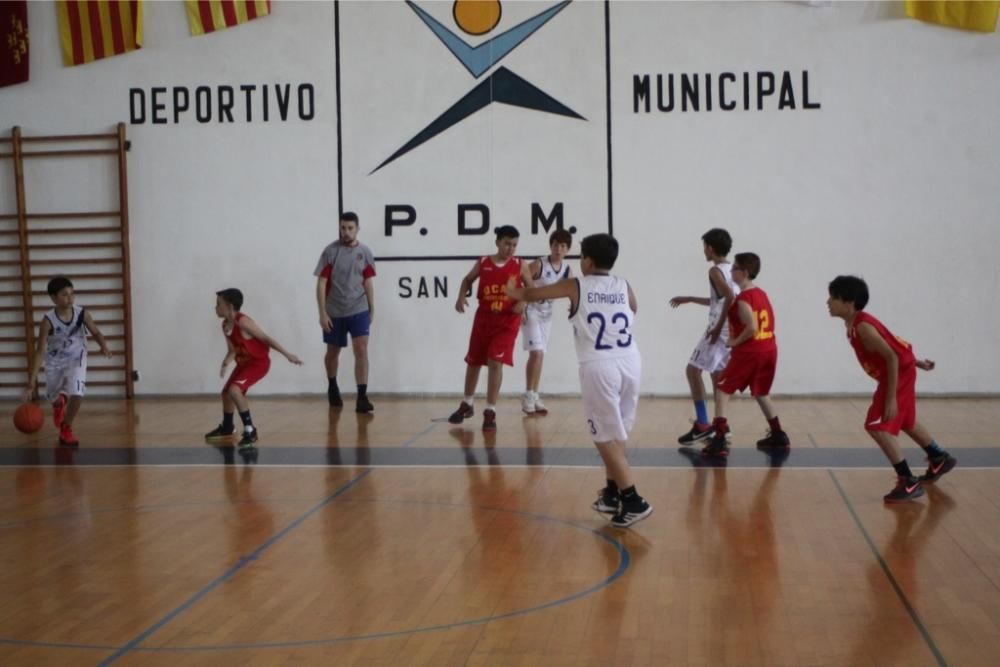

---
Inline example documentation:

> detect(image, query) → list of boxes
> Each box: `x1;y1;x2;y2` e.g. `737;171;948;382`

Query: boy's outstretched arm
23;317;52;402
506;277;577;306
511;259;537;314
83;310;113;358
239;316;303;366
916;359;935;371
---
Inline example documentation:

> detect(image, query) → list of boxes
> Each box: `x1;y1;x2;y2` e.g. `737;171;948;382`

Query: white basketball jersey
526;257;570;320
707;261;740;333
44;306;88;368
571;274;639;363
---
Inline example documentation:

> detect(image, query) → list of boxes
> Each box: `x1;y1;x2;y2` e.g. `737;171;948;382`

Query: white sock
464;396;474;405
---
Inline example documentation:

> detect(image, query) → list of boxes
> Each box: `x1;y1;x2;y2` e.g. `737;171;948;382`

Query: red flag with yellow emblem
1;1;29;87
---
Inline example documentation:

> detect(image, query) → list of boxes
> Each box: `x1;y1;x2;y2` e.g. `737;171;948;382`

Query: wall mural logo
372;0;582;173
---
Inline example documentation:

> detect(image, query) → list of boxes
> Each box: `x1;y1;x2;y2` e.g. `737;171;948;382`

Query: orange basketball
13;403;44;434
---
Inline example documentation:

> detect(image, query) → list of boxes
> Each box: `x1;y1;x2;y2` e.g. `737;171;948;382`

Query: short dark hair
581;233;619;270
340;211;359;225
216;288;244;311
702;228;732;257
733;252;761;279
828;275;869;310
495;225;519;240
47;276;73;296
549;229;572;248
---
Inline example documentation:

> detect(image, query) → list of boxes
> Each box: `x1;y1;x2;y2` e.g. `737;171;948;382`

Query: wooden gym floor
1;396;999;666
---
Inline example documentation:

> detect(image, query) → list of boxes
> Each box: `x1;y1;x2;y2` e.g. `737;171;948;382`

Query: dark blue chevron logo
372;1;584;174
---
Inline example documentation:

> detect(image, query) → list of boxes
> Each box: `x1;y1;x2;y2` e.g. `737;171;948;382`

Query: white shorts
45;361;87;402
688;333;731;374
521;312;553;352
578;354;641;444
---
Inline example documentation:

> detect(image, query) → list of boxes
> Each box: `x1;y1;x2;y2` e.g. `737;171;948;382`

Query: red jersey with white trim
227;313;270;366
848;311;915;381
477;256;523;315
727;287;777;353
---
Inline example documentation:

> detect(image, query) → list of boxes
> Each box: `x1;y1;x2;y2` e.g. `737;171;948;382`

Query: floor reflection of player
847;485;956;666
324;407;371;466
522;418;544;466
223;463;275;557
681;464;782;664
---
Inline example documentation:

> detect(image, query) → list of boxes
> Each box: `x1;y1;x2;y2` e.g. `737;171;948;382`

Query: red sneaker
58;425;79;447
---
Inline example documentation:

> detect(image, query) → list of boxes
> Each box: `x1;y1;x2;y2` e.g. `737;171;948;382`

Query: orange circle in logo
453;0;502;36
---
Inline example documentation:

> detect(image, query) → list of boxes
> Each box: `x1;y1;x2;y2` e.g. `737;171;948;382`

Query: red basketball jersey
477;256;523;315
848;311;915;381
227;313;270;366
727;287;777;353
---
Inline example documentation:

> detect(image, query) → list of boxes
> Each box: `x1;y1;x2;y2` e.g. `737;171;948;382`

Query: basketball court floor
2;395;999;666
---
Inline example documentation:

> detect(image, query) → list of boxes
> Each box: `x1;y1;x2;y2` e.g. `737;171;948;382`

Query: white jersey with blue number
571;274;639;364
44;306;88;369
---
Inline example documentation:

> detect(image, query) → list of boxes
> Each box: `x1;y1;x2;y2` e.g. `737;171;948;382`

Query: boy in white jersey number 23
507;234;652;528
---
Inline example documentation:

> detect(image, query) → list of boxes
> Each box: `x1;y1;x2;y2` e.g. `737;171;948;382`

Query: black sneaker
884;476;924;503
205;424;235;440
482;408;497;432
678;421;714;445
920;453;957;483
356;395;374;414
238;427;259;450
592;490;620;514
701;434;730;458
448;401;474;424
610;499;653;528
756;430;790;449
328;388;343;408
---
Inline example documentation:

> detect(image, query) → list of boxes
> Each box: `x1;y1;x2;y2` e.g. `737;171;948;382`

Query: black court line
96;468;373;666
828;470;948;667
2;446;998;469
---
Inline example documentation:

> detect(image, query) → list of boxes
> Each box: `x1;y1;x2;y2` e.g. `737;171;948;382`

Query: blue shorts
323;311;370;347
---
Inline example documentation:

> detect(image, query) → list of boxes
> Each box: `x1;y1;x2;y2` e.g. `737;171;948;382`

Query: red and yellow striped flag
56;1;142;67
185;0;271;36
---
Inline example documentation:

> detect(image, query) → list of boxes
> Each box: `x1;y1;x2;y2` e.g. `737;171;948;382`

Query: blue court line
132;504;630;652
828;470;948;667
0;637;116;650
95;468;373;666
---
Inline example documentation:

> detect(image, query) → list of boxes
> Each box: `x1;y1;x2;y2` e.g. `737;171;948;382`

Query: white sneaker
521;392;536;414
533;393;548;416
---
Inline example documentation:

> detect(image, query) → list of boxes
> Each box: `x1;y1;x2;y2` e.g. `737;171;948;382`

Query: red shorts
223;359;271;395
865;367;917;435
717;348;777;397
465;309;521;367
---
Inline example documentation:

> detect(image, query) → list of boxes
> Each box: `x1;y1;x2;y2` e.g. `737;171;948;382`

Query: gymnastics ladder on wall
0;124;135;399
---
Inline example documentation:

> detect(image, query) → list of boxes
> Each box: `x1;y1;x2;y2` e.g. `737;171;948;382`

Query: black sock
222;412;234;431
358;384;368;399
892;460;913;479
605;479;619;495
328;377;339;394
621;485;640;503
239;410;253;428
925;440;945;458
